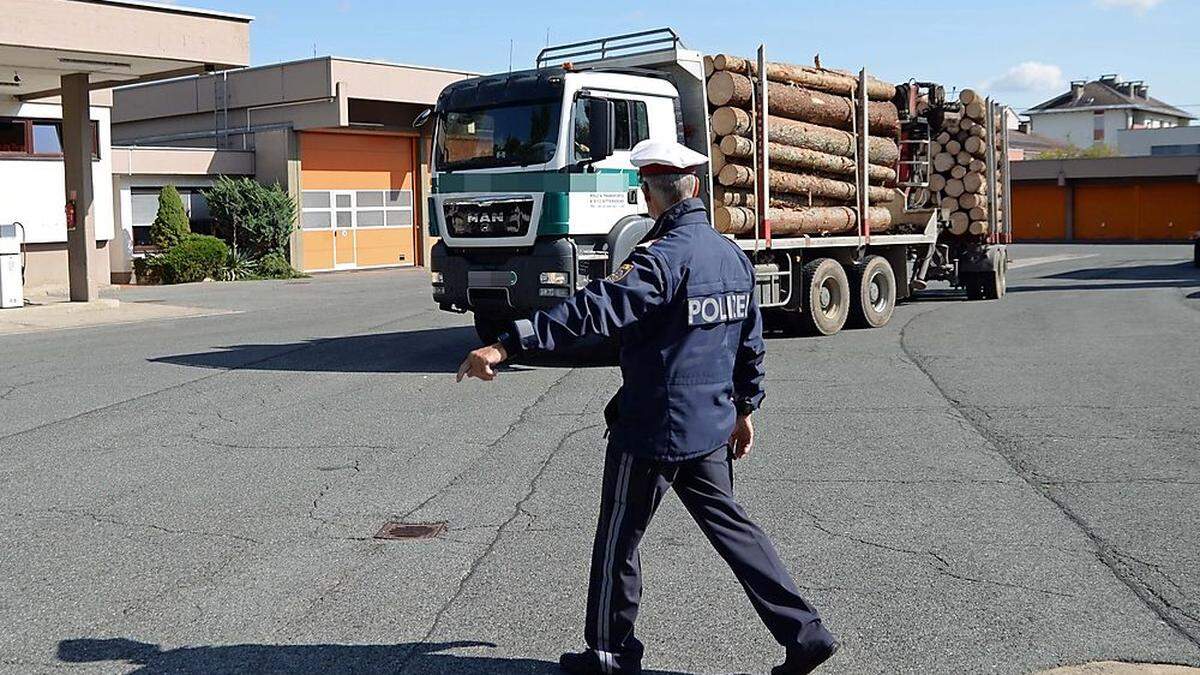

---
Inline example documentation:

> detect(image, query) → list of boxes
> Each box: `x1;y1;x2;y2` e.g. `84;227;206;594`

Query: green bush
203;176;297;259
157;234;228;284
133;255;162;285
149;185;191;249
254;251;304;279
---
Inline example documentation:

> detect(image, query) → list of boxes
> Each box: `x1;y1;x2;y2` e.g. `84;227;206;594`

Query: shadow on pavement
56;637;691;674
1009;261;1200;294
151;326;618;374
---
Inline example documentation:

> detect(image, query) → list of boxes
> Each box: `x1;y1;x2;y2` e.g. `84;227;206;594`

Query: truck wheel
848;255;896;328
964;274;985;301
473;315;508;345
801;258;850;336
983;248;1008;300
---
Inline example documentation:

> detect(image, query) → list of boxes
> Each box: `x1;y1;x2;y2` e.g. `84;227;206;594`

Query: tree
149;185;191;249
202;176;297;260
1037;143;1117;160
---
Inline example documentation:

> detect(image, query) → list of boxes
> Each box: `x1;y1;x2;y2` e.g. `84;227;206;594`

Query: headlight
430;271;444;284
539;271;569;286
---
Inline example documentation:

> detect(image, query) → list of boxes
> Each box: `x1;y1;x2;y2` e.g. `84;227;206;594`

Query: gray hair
641;172;698;207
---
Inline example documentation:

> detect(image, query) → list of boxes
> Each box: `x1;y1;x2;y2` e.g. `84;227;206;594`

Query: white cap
629;139;708;175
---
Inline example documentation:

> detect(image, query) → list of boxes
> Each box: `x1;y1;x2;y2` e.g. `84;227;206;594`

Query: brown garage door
1012;183;1067;240
1074;184;1140;240
1137;182;1200;240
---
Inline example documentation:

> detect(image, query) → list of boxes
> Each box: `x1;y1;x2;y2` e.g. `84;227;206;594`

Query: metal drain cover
374;521;447;540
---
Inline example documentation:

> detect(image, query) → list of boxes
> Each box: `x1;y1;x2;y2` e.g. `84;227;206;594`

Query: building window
1093;111;1105;142
130;187;212;248
0;117;99;158
300;190;414;230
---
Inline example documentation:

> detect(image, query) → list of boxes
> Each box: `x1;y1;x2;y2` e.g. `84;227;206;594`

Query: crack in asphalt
793;504;1074;599
897;308;1200;649
396;368;576;523
42;507;263;546
396;410;604;674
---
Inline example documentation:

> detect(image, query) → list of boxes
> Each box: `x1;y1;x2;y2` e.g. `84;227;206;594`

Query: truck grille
444;197;533;238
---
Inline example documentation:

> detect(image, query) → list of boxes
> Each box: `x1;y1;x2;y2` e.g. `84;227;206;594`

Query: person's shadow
56;637;692;674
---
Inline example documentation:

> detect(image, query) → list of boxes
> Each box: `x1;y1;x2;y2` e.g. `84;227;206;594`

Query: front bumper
431;238;575;319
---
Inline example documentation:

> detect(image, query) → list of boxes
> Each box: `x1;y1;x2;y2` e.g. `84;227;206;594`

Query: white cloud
982;62;1065;93
1095;0;1164;12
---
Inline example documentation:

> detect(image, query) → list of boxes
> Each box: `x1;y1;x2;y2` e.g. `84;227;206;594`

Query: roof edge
74;0;254;23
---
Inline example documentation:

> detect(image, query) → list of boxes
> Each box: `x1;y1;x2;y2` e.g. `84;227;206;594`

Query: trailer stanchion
754;44;771;248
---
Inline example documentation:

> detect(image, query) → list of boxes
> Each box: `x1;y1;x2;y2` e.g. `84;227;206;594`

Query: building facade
1026;75;1194;151
1117;126;1200;157
112;57;474;274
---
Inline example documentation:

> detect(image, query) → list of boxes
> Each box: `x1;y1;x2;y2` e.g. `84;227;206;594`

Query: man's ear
691;175;701;198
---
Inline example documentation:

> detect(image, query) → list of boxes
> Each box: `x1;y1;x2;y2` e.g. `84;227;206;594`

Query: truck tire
800;258;850;336
848;255;896;328
983;248;1008;300
473;315;508;345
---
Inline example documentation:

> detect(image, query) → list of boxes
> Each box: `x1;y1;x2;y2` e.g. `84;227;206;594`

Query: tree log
945;139;962;155
968;205;988;221
719;136;897;182
715;205;893;236
714;186;839;209
928;173;946;192
711;143;727;174
968;220;988;236
933;152;956;173
968;158;985;173
703;55;715;79
965;100;986;122
950;164;967;179
717;163;894;203
944;178;965;197
963;172;986;193
707;71;900;135
949;211;969;234
711;108;900;165
940;196;960;213
957;151;973;166
960;116;977;132
959;88;979;106
936;131;951;145
965;136;986;157
711;54;897;101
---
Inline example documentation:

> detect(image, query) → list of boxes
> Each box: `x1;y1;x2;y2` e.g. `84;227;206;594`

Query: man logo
687;292;750;326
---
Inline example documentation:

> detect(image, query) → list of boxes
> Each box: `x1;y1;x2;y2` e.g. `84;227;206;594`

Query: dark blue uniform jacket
500;197;766;462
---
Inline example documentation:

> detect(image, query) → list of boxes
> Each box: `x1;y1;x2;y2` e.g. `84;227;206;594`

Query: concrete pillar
62;73;96;302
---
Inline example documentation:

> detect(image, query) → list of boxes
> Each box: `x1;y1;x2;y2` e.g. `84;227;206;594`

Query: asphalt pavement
0;243;1197;674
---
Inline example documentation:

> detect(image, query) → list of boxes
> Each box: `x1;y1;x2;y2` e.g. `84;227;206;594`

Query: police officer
456;140;838;675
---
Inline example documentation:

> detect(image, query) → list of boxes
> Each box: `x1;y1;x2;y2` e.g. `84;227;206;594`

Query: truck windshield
435;101;561;171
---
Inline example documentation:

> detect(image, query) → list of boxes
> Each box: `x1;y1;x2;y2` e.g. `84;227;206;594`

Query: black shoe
770;641;840;675
559;650;641;674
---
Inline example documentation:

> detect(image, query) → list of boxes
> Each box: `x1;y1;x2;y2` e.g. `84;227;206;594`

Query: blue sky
189;0;1199;114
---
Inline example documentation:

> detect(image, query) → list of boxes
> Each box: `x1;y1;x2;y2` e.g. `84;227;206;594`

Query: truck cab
428;31;707;342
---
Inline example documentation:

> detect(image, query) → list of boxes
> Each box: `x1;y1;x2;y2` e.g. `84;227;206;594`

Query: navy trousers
583;446;834;670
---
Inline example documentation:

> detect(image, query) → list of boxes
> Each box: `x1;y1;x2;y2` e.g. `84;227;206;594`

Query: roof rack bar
537;28;683;68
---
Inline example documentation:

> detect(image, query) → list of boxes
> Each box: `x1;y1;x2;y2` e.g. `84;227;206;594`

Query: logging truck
424;29;1012;342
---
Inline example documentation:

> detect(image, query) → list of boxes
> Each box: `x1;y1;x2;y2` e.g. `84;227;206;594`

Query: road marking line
1008;254;1096;270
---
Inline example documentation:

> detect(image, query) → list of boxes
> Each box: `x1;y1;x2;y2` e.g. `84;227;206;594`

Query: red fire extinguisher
65;191;77;232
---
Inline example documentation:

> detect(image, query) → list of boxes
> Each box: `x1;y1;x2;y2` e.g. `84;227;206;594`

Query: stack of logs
705;53;900;237
929;89;1002;237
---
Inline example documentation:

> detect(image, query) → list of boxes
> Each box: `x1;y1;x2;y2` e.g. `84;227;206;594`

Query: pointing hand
456;343;508;382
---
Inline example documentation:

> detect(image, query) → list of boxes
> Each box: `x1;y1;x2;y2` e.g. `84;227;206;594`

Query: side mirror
413;108;433;128
586;99;615;164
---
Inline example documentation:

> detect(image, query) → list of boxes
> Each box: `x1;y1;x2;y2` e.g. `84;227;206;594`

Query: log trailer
425;29;1011;342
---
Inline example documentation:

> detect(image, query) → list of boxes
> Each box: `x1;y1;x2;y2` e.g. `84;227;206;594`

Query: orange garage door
298;132;418;272
1074;184;1140;240
1012;183;1067;241
1137;182;1200;240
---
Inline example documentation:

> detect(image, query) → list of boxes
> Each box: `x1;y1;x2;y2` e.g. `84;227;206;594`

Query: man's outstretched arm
456;250;670;381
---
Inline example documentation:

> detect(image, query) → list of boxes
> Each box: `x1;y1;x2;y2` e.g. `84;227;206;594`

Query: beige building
112;57;474;274
0;0;250;299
